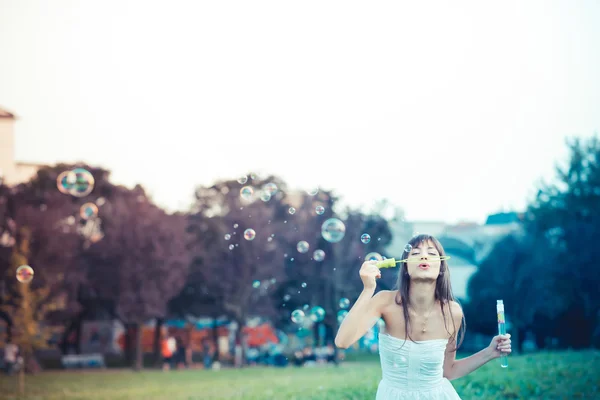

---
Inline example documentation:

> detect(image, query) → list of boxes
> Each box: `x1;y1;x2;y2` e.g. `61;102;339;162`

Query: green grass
0;350;598;399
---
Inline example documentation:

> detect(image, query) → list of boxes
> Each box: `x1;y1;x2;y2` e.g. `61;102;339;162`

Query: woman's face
406;240;442;280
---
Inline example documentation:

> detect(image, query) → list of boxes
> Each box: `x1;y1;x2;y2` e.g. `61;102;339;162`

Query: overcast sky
1;0;598;224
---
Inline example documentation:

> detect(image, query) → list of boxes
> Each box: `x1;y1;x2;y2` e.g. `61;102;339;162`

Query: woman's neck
408;280;437;314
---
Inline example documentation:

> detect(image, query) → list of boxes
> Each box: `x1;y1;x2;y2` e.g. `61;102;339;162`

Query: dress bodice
376;334;461;399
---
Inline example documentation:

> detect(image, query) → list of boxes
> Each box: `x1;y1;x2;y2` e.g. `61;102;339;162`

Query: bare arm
334;260;389;349
443;302;512;380
334;288;388;349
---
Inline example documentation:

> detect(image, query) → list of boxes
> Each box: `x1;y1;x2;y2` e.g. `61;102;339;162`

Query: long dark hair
394;234;465;351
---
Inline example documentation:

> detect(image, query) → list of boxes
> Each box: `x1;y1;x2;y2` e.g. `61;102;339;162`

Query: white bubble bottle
496;300;508;368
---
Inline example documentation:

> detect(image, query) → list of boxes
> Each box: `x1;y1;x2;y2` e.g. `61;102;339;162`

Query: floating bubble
404;244;413;253
301;282;307;288
307;187;319;196
16;265;34;283
315;206;325;215
337;310;349;323
238;176;248;184
288;207;296;215
291;309;305;324
56;171;75;194
283;294;291;301
297;240;309;253
229;244;234;250
224;234;231;240
96;197;106;206
240;186;254;201
365;252;383;261
361;233;371;244
321;218;346;243
262;182;278;196
244;229;256;241
80;203;99;220
302;304;310;311
313;249;325;262
70;168;95;197
234;223;239;229
252;280;260;288
339;298;350;309
259;191;271;202
309;306;326;322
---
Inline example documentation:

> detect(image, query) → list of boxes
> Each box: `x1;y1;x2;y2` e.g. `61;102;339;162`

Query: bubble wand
497;300;508;368
375;256;452;269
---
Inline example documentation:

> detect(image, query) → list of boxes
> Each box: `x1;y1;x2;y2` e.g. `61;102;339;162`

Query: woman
335;234;511;399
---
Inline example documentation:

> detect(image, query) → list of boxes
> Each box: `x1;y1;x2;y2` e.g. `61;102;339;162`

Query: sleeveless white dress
376;334;462;400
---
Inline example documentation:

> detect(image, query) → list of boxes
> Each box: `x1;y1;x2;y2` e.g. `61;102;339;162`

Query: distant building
0;107;44;185
385;212;524;302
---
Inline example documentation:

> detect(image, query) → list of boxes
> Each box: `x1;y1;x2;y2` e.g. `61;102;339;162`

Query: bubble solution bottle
496;300;508;368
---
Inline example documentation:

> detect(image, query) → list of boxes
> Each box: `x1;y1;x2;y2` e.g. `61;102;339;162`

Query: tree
84;185;189;370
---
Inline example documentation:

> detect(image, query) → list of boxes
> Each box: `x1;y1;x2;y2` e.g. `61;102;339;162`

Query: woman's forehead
414;239;436;249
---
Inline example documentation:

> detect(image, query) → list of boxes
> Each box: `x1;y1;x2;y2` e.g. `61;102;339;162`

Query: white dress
376;334;462;400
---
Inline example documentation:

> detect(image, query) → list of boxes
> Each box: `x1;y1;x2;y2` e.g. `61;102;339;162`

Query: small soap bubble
240;186;254;201
365;252;383;262
404;244;413;253
296;241;309;253
234;223;239;229
339;298;350;309
291;310;305;324
238;176;248;184
302;304;310;311
337;310;349;323
321;218;346;243
224;234;231;240
313;249;325;262
288;207;296;215
260;191;271;202
244;229;256;241
315;206;325;215
96;197;106;206
80;203;99;220
283;294;291;301
70;168;95;197
309;306;326;322
361;233;371;244
16;265;34;283
267;237;273;242
262;182;278;195
228;244;235;250
252;280;261;288
301;282;307;288
307;187;319;196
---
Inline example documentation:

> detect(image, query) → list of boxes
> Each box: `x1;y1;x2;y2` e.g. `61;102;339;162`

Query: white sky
1;0;598;224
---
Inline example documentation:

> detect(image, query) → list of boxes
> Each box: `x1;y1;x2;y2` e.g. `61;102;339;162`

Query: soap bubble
262;182;278;196
365;252;383;262
315;206;325;215
339;298;350;309
244;229;256;241
337;310;349;323
70;168;95;197
240;186;254;201
301;282;307;288
288;207;296;215
361;233;371;244
80;203;99;220
259;191;271;202
321;218;346;243
296;241;309;253
16;265;34;283
291;309;305;324
233;223;239;229
224;234;231;240
252;280;260;288
307;187;319;196
238;176;248;184
404;244;413;253
309;306;326;322
313;249;325;262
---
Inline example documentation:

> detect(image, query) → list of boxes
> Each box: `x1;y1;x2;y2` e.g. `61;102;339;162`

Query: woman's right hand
359;260;381;290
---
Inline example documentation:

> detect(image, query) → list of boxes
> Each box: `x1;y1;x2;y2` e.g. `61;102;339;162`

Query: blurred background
0;1;599;399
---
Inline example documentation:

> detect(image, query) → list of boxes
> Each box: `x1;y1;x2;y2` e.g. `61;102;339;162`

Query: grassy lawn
0;350;598;400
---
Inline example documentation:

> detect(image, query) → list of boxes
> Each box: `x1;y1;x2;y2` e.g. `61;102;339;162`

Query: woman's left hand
487;334;512;359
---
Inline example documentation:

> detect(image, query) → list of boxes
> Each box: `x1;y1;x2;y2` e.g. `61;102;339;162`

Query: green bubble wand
376;256;452;269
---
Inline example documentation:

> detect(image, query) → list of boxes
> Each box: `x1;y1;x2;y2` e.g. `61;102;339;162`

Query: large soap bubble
321;218;346;243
